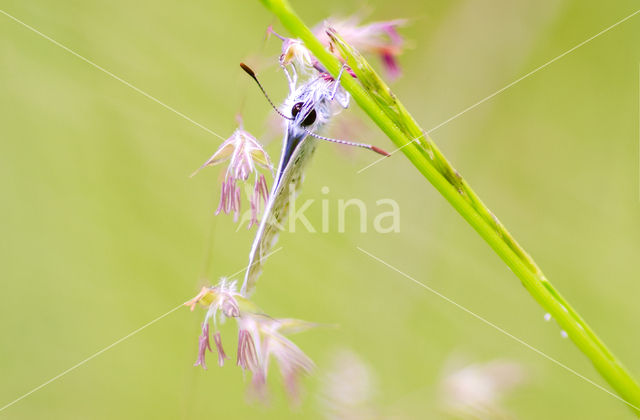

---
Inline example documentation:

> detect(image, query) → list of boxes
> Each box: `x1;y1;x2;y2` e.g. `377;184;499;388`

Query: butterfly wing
241;124;317;295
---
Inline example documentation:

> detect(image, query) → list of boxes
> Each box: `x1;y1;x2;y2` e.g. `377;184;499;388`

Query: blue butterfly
239;63;388;295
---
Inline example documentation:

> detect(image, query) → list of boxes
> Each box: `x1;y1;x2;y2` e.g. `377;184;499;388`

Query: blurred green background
2;0;640;418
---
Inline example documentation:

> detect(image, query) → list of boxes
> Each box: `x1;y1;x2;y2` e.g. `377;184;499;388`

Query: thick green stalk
259;0;640;413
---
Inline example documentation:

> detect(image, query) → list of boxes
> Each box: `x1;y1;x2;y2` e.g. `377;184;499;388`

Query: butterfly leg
290;64;298;88
329;64;348;100
280;62;298;93
329;64;350;109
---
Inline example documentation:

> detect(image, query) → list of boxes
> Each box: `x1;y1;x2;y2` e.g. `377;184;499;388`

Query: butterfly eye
301;109;316;126
291;102;317;127
291;102;303;117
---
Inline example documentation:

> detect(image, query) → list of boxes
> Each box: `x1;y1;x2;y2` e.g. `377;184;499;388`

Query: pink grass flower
316;17;407;80
249;174;269;228
194;322;213;370
184;281;240;317
192;119;272;223
237;315;315;402
187;280;315;401
266;333;314;401
213;331;229;367
187;280;242;370
237;327;260;372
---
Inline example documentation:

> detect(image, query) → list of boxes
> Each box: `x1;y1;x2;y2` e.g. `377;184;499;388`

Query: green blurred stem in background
260;0;640;414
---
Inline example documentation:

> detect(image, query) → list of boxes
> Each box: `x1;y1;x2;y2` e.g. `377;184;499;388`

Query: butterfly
239;62;388;295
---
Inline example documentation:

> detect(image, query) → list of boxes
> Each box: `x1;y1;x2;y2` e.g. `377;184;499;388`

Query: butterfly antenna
303;128;390;157
240;63;292;121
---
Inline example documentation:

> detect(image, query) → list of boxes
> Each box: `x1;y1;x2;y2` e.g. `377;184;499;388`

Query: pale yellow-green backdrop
1;0;640;418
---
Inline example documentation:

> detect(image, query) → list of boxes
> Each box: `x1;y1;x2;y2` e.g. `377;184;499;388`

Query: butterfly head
239;62;390;157
286;76;338;135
